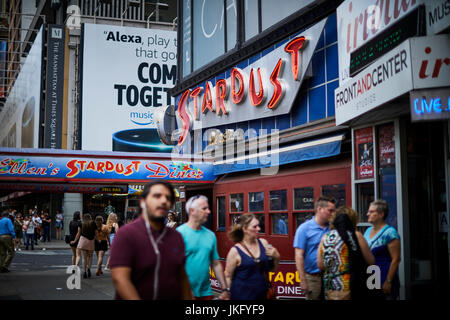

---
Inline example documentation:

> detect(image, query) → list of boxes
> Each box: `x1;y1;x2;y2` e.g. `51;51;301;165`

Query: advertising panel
354;127;374;180
334;39;413;125
337;0;420;84
410;87;450;122
44;25;66;149
0;154;215;183
81;24;177;152
410;34;450;89
0;26;44;148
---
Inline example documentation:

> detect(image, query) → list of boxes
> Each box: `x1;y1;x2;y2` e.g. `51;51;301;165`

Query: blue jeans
25;233;34;250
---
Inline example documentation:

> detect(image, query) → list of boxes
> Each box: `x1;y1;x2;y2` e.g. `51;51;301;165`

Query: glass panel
261;0;314;31
230;193;244;212
255;214;265;234
193;0;225;71
244;0;258;40
322;184;346;208
217;196;226;231
226;0;237;51
272;213;288;235
294;187;314;210
356;182;374;224
294;212;314;230
231;213;241;226
182;0;192;77
270;190;287;211
378;122;397;228
249;192;264;212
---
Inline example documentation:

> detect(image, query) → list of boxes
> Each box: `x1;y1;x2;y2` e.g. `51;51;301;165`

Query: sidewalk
18;239;70;250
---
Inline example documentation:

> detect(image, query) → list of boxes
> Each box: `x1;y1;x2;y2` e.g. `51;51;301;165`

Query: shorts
77;236;94;251
55;221;63;228
95;240;108;252
110;233;115;245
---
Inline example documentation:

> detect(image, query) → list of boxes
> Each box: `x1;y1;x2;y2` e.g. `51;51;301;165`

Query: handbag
65;234;71;244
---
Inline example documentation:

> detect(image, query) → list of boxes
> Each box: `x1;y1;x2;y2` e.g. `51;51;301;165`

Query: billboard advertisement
81;24;177;153
44;24;66;149
0;26;44;148
0;153;215;183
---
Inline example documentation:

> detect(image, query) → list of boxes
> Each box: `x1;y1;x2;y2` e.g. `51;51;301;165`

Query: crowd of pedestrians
103;180;401;301
1;181;401;301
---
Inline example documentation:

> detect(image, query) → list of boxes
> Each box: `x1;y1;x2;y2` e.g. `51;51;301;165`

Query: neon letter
177;90;191;146
268;59;284;109
190;87;203;120
215;79;228;115
231;68;245;104
249;68;265;106
284;36;307;81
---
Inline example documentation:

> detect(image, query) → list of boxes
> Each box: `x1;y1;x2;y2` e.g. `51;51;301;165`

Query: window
294;187;314;210
249;191;264;212
231;213;241;226
180;0;314;77
294;212;314;230
217;196;226;231
270;190;287;211
356;182;374;224
255;214;265;234
230;193;243;212
144;0;178;23
271;213;288;235
322;184;346;208
193;0;225;70
261;0;314;31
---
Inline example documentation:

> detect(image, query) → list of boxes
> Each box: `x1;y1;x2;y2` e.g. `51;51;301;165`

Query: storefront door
406;121;449;298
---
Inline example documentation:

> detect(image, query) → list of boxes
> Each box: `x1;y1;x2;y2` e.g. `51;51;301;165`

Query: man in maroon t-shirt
109;180;192;300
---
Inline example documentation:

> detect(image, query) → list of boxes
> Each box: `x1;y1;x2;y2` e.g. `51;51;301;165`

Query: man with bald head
177;195;230;300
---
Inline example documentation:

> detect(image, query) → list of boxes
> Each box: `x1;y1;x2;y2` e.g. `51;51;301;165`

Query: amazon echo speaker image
112;128;174;153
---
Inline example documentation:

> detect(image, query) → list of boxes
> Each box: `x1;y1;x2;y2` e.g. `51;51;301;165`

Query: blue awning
213;134;344;175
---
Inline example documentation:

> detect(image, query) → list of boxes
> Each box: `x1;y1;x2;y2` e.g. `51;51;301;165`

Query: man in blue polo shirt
294;196;336;300
0;211;16;273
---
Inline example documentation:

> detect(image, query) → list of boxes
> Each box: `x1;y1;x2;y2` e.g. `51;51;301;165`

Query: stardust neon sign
173;19;327;146
177;37;308;145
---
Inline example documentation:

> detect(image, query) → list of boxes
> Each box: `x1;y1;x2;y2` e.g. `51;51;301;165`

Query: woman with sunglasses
225;214;280;300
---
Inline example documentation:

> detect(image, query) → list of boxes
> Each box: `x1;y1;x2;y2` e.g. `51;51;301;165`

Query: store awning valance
213;134;345;175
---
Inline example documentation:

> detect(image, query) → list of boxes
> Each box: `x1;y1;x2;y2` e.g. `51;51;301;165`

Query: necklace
240;240;260;263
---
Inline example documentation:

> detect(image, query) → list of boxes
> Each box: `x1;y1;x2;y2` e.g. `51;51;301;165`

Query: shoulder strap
369;225;389;249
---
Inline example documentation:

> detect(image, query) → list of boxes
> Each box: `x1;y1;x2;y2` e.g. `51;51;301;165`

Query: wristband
222;288;231;293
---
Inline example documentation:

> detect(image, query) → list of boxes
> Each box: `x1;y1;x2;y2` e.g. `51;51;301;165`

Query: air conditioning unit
127;0;141;7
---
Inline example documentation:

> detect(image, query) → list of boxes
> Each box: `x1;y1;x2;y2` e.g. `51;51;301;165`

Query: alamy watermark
66;266;81;290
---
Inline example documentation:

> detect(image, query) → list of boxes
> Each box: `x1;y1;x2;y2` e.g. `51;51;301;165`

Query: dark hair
142;180;175;204
370;199;388;220
73;211;81;221
332;208;368;299
315;195;336;211
1;211;9;217
81;213;93;233
228;214;257;243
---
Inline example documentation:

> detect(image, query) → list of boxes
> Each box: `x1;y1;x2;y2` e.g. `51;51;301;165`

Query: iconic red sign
177;37;309;145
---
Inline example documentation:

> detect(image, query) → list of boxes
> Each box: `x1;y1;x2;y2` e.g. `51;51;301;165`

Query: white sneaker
18;248;21;251
14;248;17;252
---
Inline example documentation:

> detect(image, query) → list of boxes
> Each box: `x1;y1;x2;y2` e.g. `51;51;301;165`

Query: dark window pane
356;183;374;224
244;0;258;40
272;213;288;235
226;0;237;51
270;190;287;211
217;196;226;231
249;192;264;212
322;184;346;208
294;187;314;210
294;212;314;230
230;193;244;212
